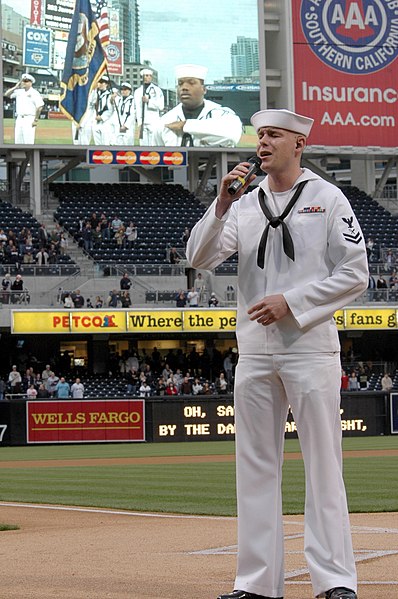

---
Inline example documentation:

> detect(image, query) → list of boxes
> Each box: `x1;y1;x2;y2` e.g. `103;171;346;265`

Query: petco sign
23;26;51;68
292;0;398;147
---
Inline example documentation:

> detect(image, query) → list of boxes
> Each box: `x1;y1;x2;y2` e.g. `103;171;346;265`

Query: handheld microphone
227;155;262;196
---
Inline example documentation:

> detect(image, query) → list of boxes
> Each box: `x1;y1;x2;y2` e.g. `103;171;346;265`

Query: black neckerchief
257;180;308;267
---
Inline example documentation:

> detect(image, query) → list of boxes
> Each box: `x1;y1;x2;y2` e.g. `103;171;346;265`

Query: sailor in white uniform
153;64;242;147
5;73;44;144
112;82;135;146
186;109;368;599
134;68;164;146
92;75;115;145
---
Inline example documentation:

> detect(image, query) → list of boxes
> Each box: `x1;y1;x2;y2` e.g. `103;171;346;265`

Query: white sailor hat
175;64;208;81
120;81;132;89
98;74;110;83
250;109;314;137
140;68;153;76
22;73;35;83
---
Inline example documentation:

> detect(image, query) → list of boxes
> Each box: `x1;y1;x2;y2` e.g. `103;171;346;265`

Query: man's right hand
215;161;259;219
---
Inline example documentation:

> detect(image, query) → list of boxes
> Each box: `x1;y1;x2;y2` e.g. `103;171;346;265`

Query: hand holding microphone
227;155;262;196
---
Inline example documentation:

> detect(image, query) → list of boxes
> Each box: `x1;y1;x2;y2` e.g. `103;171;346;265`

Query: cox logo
27;30;50;44
300;0;398;74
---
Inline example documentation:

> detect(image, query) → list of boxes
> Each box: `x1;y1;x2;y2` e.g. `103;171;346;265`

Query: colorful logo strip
88;150;187;167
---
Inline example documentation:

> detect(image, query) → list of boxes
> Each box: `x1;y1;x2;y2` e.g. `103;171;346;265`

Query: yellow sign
333;310;345;329
127;311;183;332
183;310;237;332
69;311;127;333
344;308;397;329
11;308;398;334
13;311;71;334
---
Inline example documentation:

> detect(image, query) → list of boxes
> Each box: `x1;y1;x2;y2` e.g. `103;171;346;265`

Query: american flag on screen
96;0;110;47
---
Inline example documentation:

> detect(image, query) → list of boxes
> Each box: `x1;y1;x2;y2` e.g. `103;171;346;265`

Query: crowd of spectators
0;223;69;270
1;363;84;399
75;211;138;253
117;345;236;397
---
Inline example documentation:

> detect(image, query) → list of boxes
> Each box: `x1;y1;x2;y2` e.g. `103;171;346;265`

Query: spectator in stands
111;215;123;236
176;290;187;307
126;368;139;395
0;377;5;400
100;213;111;240
341;369;349;391
366;236;374;261
8;365;22;394
187;287;199;307
41;364;51;383
22;368;35;392
37;383;49;398
153;64;242;147
381;372;393;392
194;272;206;303
120;291;131;308
358;368;368;390
36;247;49;265
26;384;38;399
155;377;167;396
216;371;228;394
72;290;85;308
348;371;359;391
208;292;219;307
5;241;20;270
63;293;74;308
95;296;104;308
376;275;388;300
192;377;203;395
139;379;152;397
180;375;193;395
38;224;49;248
134;68;164;146
125;222;138;248
165;380;178;395
114;225;125;247
56;377;70;398
23;250;34;265
201;381;213;395
4;73;44;144
169;247;180;264
162;363;173;381
181;226;191;247
107;289;119;307
92;225;102;250
120;272;132;290
82;223;93;252
46;372;59;397
11;274;24;303
71;378;84;398
1;273;11;304
86;298;93;308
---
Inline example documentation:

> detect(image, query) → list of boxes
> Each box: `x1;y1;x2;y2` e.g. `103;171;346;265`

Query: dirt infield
1;503;397;599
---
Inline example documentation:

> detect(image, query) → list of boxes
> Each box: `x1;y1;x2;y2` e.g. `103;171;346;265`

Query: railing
0;264;80;277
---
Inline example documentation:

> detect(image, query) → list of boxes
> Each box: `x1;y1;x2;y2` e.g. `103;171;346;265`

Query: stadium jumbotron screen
1;0;260;149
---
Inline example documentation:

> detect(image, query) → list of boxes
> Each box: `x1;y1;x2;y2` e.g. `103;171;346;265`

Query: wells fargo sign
27;400;145;443
11;308;398;334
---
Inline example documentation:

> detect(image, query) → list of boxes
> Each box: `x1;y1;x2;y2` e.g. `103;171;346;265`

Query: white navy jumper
186;168;368;598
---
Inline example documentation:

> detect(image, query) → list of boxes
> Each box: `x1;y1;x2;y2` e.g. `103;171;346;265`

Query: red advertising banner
27;400;145;443
30;0;42;26
105;40;124;76
292;1;398;147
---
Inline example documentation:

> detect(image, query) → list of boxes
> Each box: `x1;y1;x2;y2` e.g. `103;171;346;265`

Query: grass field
1;437;397;516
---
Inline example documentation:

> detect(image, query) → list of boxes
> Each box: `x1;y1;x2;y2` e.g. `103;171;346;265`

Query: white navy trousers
233;352;357;598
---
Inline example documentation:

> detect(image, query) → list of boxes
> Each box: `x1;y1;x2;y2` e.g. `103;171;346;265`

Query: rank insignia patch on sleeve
341;216;363;244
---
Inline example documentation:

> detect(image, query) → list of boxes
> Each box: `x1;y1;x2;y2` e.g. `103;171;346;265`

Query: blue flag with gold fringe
59;0;107;126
